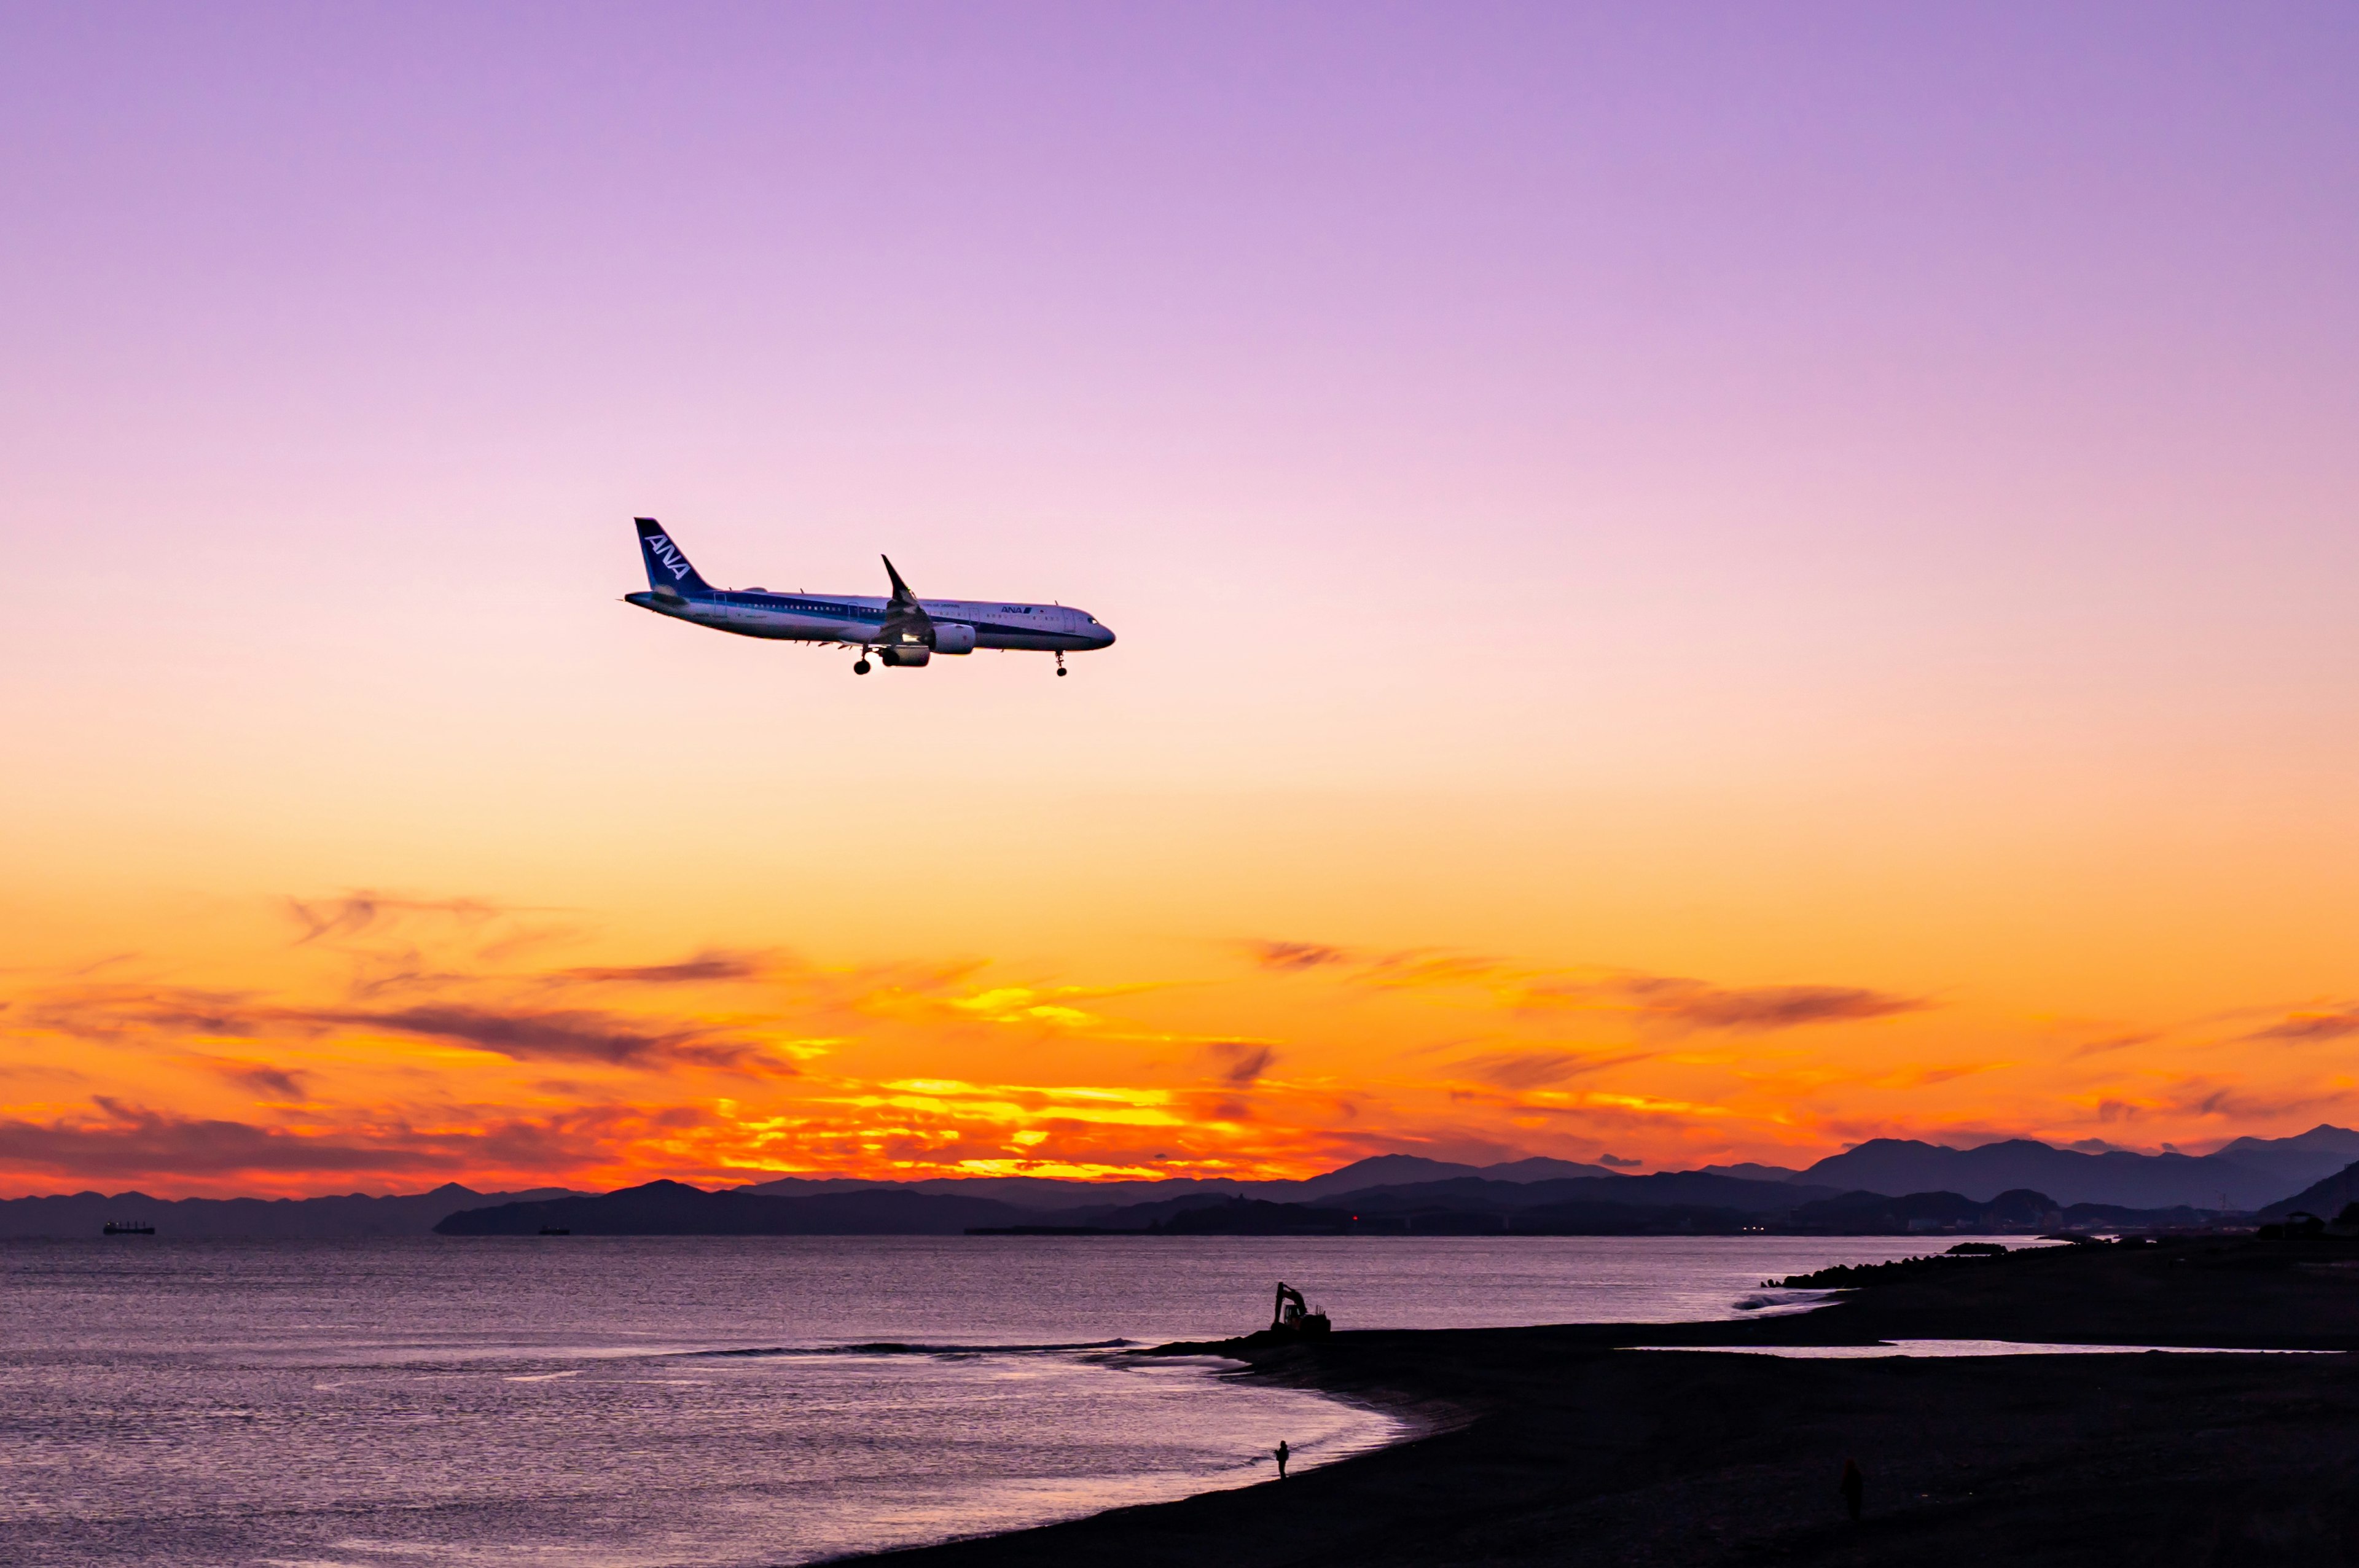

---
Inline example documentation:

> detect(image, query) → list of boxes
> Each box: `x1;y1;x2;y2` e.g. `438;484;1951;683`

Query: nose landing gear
1055;652;1068;678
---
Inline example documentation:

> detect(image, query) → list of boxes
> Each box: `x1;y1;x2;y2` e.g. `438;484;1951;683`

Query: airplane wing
879;555;932;647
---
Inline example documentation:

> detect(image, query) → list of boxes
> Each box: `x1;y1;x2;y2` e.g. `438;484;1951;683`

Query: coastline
843;1237;2359;1566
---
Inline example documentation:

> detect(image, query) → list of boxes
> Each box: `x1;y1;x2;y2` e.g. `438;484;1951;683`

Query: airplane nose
1093;625;1117;648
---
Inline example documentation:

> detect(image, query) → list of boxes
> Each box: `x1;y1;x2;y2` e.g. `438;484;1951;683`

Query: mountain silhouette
1797;1133;2352;1209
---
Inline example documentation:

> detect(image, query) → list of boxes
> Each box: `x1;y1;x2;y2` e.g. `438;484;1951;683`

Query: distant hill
1795;1133;2358;1210
737;1154;1622;1211
27;1131;2352;1238
1119;1195;1775;1237
1314;1172;1845;1216
1699;1163;1809;1184
1292;1154;1620;1197
0;1182;579;1240
737;1172;1256;1207
2258;1159;2359;1220
1789;1187;2062;1233
2208;1127;2359;1198
434;1180;1030;1236
1786;1187;2216;1235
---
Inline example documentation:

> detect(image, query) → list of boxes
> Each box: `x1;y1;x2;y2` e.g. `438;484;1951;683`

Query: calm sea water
0;1234;1973;1567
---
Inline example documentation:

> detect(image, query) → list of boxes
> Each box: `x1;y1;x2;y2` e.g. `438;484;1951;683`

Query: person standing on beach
1275;1440;1290;1480
1839;1458;1863;1521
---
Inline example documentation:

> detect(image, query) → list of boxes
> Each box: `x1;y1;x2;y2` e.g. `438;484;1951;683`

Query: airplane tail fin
635;518;713;594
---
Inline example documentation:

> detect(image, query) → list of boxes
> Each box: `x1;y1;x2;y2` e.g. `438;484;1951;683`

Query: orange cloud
1240;940;1353;972
7;891;2355;1196
2250;1007;2359;1042
1450;1049;1654;1090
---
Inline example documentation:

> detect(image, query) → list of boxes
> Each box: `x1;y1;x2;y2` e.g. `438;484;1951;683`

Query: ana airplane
623;518;1116;676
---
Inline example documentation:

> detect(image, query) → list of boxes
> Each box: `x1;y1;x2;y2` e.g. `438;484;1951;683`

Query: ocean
1;1234;1973;1566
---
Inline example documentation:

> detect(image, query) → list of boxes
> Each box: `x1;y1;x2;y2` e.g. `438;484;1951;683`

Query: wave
669;1338;1138;1360
1731;1289;1841;1316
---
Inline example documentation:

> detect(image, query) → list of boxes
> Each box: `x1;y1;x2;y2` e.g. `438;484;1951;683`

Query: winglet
878;555;932;644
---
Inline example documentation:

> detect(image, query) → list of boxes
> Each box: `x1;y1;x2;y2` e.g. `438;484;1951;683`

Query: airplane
622;518;1116;676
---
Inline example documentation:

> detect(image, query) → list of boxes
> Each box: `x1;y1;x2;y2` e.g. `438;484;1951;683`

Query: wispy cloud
1520;974;1925;1034
1240;940;1353;972
195;1058;310;1100
312;1004;785;1072
1358;951;1511;991
10;981;792;1074
2071;1031;2160;1058
1235;940;1920;1039
0;1099;456;1178
0;1098;719;1189
2249;1007;2359;1043
1452;1049;1653;1090
558;950;777;986
1205;1041;1280;1085
286;891;510;946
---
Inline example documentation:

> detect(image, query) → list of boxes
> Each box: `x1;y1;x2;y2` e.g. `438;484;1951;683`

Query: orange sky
6;833;2357;1197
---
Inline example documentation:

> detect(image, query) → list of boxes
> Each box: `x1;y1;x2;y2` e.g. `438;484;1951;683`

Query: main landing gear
853;655;871;675
1055;652;1068;677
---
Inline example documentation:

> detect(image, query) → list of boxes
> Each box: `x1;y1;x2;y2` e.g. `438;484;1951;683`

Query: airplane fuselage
623;587;1111;653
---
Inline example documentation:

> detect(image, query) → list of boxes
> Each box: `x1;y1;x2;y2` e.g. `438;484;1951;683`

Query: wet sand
847;1239;2359;1566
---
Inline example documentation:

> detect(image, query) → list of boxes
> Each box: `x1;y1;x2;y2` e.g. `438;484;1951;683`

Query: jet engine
880;646;931;667
930;623;977;655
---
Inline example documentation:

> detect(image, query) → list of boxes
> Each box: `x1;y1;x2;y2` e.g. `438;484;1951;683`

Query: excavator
1270;1281;1332;1336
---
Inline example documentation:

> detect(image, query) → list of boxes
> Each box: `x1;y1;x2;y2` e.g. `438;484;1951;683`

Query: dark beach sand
847;1239;2359;1566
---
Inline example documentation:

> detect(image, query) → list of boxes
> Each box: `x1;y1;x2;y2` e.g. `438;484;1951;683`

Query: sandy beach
850;1238;2359;1566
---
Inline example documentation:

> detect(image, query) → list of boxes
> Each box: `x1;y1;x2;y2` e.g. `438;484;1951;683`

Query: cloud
12;983;276;1042
1205;1042;1280;1085
558;950;775;986
1453;1050;1653;1090
0;1100;455;1178
0;1098;718;1188
1258;946;1922;1040
2071;1031;2159;1058
318;1004;780;1072
1553;975;1925;1034
197;1059;310;1100
1358;951;1508;991
1598;1153;1641;1168
9;980;792;1075
1868;1063;1997;1090
2250;1008;2359;1043
1242;940;1352;973
286;891;507;946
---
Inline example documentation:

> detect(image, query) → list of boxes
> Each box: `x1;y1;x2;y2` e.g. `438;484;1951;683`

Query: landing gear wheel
1057;666;1068;676
1055;652;1068;678
853;658;871;675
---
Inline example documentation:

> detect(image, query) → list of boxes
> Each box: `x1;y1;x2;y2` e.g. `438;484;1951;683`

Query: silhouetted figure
1275;1440;1290;1480
1839;1457;1864;1521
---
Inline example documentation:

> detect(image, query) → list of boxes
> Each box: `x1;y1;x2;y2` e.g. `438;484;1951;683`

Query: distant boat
103;1221;155;1236
538;1226;571;1236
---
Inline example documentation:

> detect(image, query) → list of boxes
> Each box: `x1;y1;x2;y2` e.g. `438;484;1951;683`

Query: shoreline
843;1236;2359;1566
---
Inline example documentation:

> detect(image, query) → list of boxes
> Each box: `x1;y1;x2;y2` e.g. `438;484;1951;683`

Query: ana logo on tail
646;536;691;580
